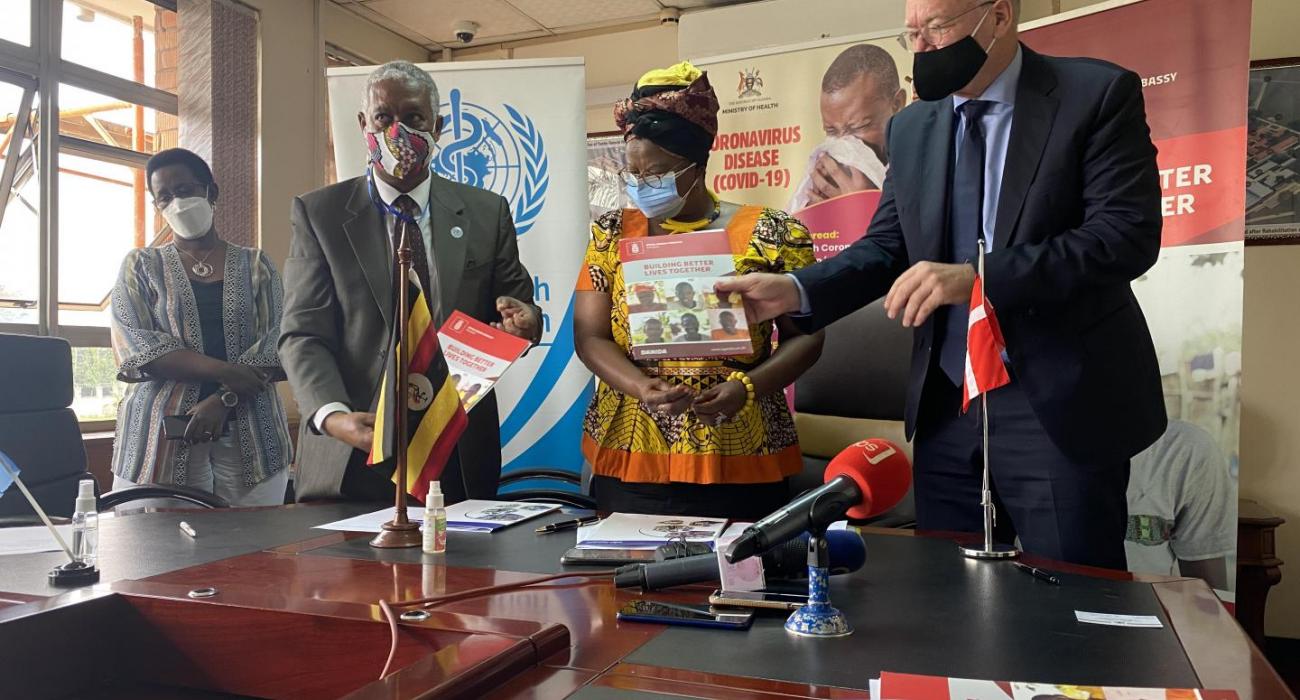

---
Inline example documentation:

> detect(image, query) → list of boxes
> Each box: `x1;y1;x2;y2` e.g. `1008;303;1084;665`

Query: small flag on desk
962;275;1011;413
369;268;468;503
0;449;19;497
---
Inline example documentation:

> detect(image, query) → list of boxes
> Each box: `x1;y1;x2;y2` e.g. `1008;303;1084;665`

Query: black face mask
912;10;997;102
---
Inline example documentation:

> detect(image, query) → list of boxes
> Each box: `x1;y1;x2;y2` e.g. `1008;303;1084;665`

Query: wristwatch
219;389;239;408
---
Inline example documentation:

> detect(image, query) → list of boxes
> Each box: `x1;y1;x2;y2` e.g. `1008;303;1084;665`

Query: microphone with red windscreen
724;438;911;564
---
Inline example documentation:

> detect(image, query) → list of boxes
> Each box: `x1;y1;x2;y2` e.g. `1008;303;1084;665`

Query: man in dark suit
717;0;1165;568
281;61;541;504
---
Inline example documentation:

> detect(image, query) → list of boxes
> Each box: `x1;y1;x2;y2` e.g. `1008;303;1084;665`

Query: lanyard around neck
366;169;431;225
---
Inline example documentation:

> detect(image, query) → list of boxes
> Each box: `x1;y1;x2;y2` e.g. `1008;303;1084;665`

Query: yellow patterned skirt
581;360;802;485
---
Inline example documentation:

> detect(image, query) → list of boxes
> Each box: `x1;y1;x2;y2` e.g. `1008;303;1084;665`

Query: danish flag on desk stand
962;274;1010;413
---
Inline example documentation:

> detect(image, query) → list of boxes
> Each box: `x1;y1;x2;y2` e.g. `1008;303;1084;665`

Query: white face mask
163;196;214;240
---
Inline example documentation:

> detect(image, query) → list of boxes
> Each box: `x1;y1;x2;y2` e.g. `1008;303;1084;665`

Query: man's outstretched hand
713;274;802;324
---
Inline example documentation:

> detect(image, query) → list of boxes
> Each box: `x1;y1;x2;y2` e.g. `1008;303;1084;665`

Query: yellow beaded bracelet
727;371;756;413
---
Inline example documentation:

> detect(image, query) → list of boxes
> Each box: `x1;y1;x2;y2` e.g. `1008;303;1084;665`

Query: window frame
0;1;178;429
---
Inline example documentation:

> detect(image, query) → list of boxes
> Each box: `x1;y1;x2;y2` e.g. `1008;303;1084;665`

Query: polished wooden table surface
0;504;1293;700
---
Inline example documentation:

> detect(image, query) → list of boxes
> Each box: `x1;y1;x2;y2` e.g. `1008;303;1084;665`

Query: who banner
698;0;1249;591
327;58;593;484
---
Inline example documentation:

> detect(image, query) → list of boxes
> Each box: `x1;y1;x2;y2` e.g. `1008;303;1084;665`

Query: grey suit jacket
279;173;537;500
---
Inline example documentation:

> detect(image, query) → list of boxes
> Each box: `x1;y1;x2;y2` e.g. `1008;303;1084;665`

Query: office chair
497;468;596;509
0;333;232;526
0;333;93;520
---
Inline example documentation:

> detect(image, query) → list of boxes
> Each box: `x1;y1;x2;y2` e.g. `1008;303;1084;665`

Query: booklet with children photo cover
620;229;755;360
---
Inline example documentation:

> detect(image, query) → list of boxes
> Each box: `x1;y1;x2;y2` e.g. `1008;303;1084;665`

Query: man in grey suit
280;61;541;503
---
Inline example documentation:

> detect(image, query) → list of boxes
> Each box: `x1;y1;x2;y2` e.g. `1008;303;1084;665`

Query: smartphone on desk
561;547;657;566
709;589;808;611
616;600;754;630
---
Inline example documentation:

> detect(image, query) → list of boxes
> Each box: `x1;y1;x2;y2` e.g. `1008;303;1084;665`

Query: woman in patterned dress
110;148;292;506
574;62;825;520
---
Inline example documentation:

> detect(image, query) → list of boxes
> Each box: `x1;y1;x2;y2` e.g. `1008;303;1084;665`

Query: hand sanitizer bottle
422;481;446;554
71;479;98;568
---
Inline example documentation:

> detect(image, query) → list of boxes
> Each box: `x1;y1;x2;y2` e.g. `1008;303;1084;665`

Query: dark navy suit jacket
792;45;1167;464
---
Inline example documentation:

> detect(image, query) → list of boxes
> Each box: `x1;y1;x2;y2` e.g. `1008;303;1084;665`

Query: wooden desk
0;506;1293;700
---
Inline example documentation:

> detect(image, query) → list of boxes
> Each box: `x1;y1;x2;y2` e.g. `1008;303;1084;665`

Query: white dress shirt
312;172;437;433
952;44;1022;252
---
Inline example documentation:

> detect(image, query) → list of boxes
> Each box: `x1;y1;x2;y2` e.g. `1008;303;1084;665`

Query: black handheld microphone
724;477;861;564
613;530;866;591
725;439;912;564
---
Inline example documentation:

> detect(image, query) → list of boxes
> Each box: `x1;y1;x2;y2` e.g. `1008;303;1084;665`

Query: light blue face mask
625;165;698;220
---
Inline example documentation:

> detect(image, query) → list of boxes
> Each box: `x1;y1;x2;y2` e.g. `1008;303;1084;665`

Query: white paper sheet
313;501;560;534
1074;610;1164;628
313;507;407;533
0;524;75;556
0;512;115;557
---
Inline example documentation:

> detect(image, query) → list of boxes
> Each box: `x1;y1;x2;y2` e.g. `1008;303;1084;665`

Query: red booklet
619;228;754;360
877;672;1239;700
437;310;531;411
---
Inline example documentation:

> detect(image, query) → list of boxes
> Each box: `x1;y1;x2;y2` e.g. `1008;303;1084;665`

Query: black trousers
340;448;470;505
592;476;790;522
913;366;1130;570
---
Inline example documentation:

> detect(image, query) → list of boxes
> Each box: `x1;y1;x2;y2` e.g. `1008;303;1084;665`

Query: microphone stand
371;219;421;549
784;501;852;637
959;239;1018;561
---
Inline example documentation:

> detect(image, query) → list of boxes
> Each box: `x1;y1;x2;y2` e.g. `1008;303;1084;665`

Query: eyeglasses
619;163;695;188
153;182;209;209
897;1;994;52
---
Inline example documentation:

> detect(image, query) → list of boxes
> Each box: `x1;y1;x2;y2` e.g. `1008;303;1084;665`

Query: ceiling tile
504;0;662;29
361;0;545;45
344;3;442;47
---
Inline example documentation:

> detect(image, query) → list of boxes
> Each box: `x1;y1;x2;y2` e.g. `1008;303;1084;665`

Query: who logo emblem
433;88;549;236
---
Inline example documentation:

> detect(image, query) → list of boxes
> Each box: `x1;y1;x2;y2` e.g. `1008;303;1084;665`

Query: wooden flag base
370;520;422;549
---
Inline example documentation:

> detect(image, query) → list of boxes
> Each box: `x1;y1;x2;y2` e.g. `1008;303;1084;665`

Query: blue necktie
938;100;991;387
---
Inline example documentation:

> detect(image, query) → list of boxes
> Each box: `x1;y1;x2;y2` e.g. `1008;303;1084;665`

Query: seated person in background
674;313;705;342
670;281;700;311
711;311;748;340
574;60;824;521
789;43;907;210
110;148;292;506
627;283;668;313
1126;420;1235;590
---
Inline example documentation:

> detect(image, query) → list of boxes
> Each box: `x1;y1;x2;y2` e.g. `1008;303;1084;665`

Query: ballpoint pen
1012;561;1060;585
536;515;602;534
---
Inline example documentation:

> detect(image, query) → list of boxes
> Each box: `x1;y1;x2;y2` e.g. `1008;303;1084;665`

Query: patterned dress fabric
575;205;815;485
110;244;291;486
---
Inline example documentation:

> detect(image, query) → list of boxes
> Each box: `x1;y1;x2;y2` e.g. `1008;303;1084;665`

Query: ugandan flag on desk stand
368;266;468;503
